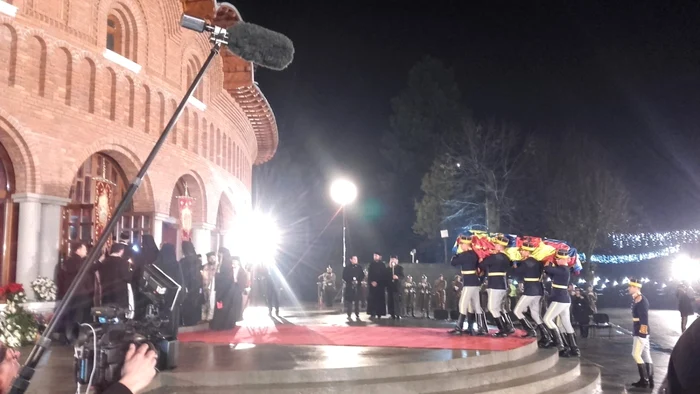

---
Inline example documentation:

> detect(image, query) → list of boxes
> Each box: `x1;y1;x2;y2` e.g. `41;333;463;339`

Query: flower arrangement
31;276;57;301
0;283;39;348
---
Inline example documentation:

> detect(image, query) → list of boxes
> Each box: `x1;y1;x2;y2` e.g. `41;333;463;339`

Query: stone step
442;357;581;394
539;364;601;394
156;341;539;388
156;348;560;394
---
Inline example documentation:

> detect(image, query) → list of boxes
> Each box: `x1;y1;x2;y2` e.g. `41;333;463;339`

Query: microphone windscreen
226;22;294;70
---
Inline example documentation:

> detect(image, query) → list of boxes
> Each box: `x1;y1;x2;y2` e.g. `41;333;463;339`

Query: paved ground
17;304;697;393
581;308;697;394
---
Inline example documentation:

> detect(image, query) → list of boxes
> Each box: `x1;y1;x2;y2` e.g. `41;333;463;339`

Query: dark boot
493;316;509;337
631;364;650;388
465;313;476;335
549;328;568;356
448;314;465;335
475;313;488;336
538;324;553;348
565;333;580;357
502;313;516;334
646;363;654;388
519;318;537;338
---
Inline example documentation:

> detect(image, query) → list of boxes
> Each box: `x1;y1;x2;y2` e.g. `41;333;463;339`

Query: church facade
0;0;278;293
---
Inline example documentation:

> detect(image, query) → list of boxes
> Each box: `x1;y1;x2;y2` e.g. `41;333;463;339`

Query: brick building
0;0;278;293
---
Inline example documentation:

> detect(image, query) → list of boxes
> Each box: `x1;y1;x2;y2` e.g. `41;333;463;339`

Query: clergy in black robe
367;253;387;318
210;249;237;331
179;241;204;326
386;256;405;319
155;244;184;339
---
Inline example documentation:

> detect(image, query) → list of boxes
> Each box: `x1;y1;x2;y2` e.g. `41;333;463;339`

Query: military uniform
417;276;432;318
629;279;653;388
542;256;579;357
434;277;447;310
318;269;336;307
512;256;550;342
403;276;416;317
448;276;463;311
483;239;514;337
449;245;487;335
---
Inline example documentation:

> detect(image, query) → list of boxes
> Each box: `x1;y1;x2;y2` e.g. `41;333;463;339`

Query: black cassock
367;260;387;316
386;264;405;317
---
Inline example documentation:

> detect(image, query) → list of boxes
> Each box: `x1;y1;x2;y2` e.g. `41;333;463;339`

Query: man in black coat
342;255;365;321
98;243;132;311
386;255;405;319
367;253;387;319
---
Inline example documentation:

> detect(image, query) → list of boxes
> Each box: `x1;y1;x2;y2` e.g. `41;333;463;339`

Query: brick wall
0;0;263;222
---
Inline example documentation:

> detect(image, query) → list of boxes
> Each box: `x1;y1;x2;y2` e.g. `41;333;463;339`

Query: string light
590;245;681;264
609;230;700;248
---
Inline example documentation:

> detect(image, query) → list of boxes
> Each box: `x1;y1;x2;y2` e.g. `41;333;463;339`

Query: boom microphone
226;21;295;71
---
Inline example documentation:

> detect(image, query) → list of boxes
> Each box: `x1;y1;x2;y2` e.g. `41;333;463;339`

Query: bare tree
546;132;632;278
414;118;534;237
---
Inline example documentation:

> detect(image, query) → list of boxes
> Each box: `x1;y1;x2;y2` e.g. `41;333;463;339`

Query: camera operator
102;343;158;394
0;343;20;394
98;243;133;312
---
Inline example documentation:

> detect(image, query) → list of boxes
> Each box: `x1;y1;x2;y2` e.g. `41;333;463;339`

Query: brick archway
65;142;155;213
168;172;207;226
0;111;38;194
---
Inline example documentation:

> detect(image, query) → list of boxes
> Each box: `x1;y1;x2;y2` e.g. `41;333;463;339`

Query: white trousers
513;295;542;324
458;286;483;315
487;288;507;315
543;301;574;333
632;336;652;364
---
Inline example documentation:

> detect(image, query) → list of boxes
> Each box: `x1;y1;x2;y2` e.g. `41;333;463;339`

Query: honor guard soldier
434;275;447;310
342;256;365;321
404;275;416;317
542;248;580;357
628;278;653;388
417;275;432;318
448;235;488;335
318;266;336;308
482;234;515;337
512;238;553;346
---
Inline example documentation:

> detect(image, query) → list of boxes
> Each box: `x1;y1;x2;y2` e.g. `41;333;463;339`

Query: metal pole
443;238;448;264
9;39;224;394
341;206;346;304
342;206;347;267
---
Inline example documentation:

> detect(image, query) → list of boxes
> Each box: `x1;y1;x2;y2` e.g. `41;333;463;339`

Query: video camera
74;264;182;392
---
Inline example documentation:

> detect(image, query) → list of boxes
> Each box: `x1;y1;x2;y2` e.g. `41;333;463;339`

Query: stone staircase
151;341;601;394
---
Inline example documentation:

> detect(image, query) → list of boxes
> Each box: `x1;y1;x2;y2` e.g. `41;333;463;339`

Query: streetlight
330;179;357;268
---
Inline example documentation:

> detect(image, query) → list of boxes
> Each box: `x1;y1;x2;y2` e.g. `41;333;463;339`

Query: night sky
229;1;700;286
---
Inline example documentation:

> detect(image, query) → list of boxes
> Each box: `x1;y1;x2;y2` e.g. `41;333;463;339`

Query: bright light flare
330;179;358;206
236;210;280;265
672;254;700;281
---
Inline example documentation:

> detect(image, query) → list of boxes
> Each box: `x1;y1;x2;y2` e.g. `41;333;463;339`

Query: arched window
106;14;123;55
63;153;150;254
186;58;204;101
105;7;137;62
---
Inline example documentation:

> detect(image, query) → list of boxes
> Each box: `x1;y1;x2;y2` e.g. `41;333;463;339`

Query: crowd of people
54;233;255;339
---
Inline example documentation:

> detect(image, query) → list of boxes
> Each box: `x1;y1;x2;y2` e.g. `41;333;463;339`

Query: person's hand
393;275;399;280
371;281;377;287
119;343;157;394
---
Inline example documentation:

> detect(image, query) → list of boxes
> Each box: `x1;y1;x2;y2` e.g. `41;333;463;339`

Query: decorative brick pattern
0;0;265;224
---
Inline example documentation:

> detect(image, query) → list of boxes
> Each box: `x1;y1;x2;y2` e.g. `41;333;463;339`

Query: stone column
38;196;70;279
12;194;42;293
152;216;164;247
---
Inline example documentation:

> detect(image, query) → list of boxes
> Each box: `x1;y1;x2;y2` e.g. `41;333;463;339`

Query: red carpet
179;325;534;351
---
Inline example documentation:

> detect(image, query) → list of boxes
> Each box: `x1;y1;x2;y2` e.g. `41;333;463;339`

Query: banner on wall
178;195;195;241
94;178;114;241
